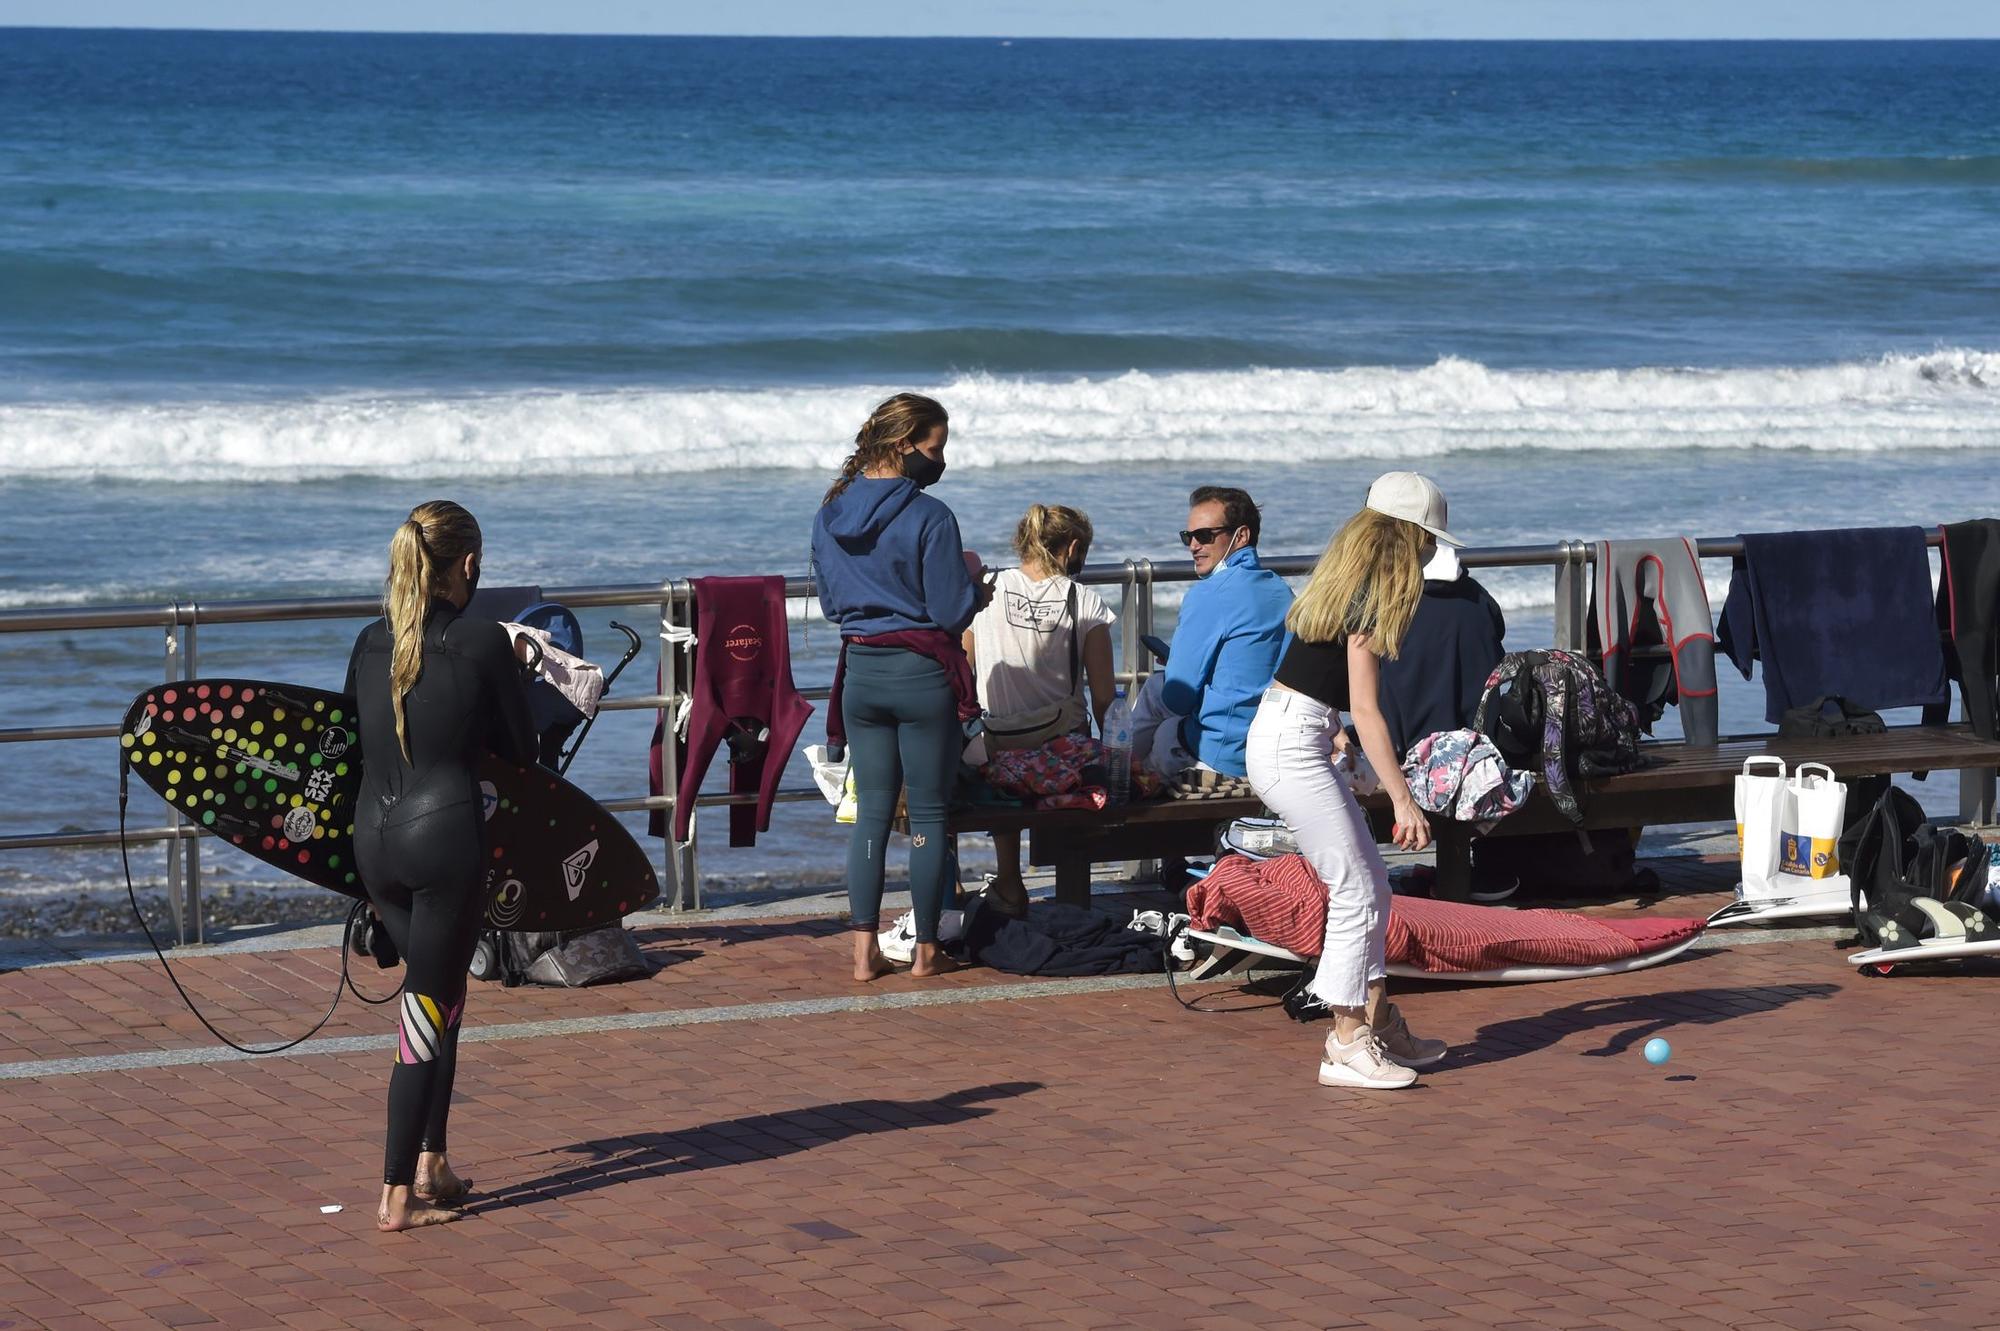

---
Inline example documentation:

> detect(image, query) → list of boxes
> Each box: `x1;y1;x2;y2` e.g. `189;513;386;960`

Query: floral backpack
1473;648;1646;824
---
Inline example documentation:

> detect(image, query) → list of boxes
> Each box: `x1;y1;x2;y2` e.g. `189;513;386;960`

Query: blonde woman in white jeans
1246;472;1459;1089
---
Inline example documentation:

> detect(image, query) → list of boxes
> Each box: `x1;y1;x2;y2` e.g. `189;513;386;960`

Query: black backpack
1474;648;1646;824
1845;784;1993;947
470;925;651;988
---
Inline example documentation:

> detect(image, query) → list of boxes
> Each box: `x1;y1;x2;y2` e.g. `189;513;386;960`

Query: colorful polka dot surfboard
119;679;659;931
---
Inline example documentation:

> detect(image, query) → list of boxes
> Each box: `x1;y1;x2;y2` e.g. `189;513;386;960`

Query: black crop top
1272;635;1350;711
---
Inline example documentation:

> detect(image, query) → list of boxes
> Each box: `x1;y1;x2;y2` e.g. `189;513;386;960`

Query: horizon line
7;25;2000;42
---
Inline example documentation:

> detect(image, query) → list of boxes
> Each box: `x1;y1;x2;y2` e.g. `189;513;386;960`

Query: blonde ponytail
382;501;482;763
1013;503;1094;576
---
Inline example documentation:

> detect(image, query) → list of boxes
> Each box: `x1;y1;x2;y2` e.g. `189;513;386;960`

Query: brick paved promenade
1;856;1995;1331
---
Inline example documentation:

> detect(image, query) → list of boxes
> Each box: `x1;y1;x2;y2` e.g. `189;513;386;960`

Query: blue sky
6;1;1999;38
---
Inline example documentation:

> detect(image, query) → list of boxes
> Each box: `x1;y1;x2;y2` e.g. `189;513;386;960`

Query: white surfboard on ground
1849;895;2000;967
1706;885;1853;928
1849;938;2000;967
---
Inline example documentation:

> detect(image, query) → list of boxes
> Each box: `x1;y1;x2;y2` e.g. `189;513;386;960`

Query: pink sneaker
1318;1026;1418;1090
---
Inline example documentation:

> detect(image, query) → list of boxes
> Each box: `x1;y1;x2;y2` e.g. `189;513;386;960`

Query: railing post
1962;765;1996;828
1130;558;1157;887
160;604;187;947
1552;540;1591;653
1117;559;1140;695
1131;558;1155;693
182;605;203;945
658;581;698;911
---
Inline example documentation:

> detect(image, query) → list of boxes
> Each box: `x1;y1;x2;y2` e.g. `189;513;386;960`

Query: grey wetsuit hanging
1588;538;1720;748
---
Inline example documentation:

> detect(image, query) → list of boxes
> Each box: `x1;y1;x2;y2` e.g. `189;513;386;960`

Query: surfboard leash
118;761;397;1053
1165;918;1288;1014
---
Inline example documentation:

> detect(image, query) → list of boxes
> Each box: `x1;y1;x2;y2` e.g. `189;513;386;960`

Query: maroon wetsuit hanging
648;576;813;847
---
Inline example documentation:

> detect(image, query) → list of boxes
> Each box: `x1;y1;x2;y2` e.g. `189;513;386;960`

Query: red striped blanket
1187;853;1701;973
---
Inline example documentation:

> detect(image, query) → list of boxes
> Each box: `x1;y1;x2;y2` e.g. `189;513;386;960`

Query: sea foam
5;349;1997;483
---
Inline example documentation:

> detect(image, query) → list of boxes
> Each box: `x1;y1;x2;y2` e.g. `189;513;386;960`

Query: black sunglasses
1180;525;1237;548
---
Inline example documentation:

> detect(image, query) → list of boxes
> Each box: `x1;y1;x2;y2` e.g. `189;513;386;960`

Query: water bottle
1104;689;1133;806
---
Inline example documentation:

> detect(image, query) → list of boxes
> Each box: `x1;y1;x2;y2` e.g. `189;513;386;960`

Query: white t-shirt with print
970;568;1117;718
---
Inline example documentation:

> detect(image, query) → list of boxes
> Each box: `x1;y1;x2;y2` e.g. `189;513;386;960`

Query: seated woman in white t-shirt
962;504;1118;917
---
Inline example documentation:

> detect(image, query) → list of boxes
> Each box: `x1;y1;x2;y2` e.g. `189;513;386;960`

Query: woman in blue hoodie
813;394;984;982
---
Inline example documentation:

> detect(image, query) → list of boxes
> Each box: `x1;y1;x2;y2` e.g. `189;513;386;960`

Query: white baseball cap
1365;471;1463;547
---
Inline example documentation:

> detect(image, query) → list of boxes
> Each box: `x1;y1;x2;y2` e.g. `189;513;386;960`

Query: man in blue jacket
1131;486;1293;780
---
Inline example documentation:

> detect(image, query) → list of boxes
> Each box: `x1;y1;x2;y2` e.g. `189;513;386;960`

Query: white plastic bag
1779;762;1847;885
804;744;848;805
1735;756;1788;900
803;743;861;824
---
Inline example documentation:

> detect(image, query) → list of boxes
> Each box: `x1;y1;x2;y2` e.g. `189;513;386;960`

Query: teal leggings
842;645;959;943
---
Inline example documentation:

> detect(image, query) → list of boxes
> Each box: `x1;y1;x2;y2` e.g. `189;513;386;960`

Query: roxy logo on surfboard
486;873;527;928
561;840;600;901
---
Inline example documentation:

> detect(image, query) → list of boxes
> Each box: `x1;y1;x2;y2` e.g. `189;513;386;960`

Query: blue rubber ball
1643;1038;1672;1066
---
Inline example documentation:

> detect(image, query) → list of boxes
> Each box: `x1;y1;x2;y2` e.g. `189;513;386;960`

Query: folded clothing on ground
963;900;1166;976
1717;527;1947;725
1187;853;1701;973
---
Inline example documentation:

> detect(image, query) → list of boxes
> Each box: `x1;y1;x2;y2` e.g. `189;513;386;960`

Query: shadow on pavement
1450;982;1839;1067
476;1081;1044;1211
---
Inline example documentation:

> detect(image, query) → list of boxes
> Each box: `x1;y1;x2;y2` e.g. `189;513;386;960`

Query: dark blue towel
964;901;1164;977
1718;526;1947;724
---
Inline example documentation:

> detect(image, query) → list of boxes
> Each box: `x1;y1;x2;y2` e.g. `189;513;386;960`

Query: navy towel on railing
1718;526;1948;724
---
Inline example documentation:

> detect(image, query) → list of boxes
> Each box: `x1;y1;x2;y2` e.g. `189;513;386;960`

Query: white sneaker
877;911;917;964
1318;1025;1419;1090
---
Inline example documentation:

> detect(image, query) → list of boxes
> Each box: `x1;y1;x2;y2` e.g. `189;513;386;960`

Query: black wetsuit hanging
1925;519;2000;741
344;599;536;1188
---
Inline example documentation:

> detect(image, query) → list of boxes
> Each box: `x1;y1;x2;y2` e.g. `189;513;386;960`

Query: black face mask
900;448;946;489
464;557;482;600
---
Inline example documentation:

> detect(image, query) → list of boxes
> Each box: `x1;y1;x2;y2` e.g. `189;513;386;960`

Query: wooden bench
949;726;2000;906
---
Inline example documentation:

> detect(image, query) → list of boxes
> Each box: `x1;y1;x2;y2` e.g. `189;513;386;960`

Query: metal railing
2;531;1991;941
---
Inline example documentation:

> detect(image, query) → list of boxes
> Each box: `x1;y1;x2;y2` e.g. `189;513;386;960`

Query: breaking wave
4;349;1998;483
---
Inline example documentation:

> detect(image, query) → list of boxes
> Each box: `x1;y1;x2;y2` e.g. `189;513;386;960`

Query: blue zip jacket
1161;546;1293;777
812;476;980;638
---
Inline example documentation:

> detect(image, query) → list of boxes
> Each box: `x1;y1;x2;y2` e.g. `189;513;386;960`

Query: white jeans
1244;686;1391;1009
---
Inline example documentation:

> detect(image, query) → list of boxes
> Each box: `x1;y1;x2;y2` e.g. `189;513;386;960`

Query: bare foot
415;1154;472;1205
377;1184;463;1232
852;933;896;983
909;943;961;978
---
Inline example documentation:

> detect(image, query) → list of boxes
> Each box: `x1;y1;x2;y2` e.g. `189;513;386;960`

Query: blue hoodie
812;476;980;638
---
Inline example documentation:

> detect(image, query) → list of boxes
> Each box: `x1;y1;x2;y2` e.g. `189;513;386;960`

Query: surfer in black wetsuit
344;499;536;1232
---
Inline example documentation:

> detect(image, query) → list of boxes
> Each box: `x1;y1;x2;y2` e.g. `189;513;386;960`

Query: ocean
2;31;1998;909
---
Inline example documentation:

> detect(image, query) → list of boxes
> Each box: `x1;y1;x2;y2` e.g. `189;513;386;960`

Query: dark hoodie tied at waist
826;632;981;747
